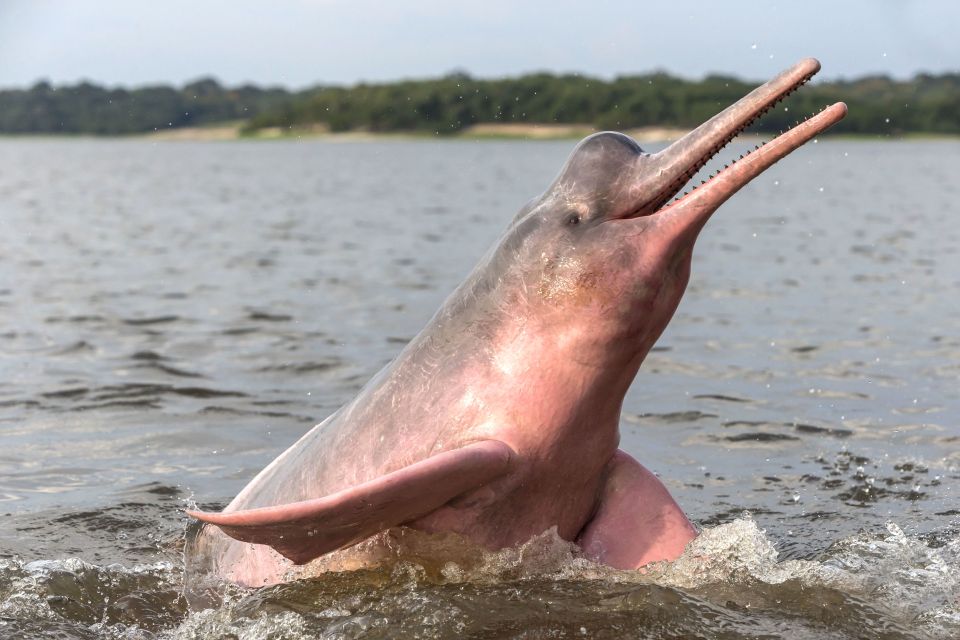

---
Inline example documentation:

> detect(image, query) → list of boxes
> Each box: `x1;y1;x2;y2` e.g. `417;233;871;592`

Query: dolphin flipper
187;440;514;565
577;450;697;569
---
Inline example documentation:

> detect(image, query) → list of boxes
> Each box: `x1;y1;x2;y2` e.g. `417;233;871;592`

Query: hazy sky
0;1;956;88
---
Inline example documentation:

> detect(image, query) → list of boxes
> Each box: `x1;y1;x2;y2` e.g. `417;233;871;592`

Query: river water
1;136;958;638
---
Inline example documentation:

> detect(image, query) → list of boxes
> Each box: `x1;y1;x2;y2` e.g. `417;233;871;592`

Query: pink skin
187;58;847;587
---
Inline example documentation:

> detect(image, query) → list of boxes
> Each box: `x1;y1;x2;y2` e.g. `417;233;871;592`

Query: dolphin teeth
667;67;819;205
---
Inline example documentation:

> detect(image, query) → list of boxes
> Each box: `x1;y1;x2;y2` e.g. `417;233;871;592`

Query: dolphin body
188;58;846;587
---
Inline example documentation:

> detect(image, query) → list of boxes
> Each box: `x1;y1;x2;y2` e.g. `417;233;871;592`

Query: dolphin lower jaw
654;101;847;251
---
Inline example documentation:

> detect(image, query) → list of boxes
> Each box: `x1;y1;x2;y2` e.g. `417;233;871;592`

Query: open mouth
627;58;847;219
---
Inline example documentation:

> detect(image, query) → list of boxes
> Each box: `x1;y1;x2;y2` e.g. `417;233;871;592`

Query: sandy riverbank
142;121;695;143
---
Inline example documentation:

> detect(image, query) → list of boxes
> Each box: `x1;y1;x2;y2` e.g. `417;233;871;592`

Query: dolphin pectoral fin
577;450;697;569
186;439;514;565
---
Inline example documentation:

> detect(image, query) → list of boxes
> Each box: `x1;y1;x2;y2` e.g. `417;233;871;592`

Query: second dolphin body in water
189;58;847;587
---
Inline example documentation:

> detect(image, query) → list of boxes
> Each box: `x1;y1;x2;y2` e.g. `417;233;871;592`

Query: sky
0;1;957;89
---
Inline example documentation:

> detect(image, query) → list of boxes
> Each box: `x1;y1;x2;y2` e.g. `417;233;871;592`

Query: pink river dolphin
188;58;846;587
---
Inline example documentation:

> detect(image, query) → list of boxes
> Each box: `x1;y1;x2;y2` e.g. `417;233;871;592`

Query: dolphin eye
565;213;582;226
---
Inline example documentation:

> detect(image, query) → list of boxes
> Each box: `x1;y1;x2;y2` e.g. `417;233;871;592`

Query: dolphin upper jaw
602;58;845;240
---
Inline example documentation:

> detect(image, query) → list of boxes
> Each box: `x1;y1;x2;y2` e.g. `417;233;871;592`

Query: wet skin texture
188;58;847;587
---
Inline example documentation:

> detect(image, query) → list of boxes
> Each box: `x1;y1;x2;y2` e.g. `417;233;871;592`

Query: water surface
1;137;959;638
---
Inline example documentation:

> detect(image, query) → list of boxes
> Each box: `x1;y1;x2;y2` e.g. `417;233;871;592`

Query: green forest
1;71;957;137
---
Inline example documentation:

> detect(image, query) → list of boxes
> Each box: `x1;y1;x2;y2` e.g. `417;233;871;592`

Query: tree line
0;78;290;135
1;71;957;136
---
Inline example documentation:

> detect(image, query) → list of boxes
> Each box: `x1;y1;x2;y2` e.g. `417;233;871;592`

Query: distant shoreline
5;71;959;139
2;122;954;143
0;122;694;143
0;120;960;143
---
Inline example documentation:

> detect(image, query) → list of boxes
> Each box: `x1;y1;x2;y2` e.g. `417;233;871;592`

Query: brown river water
1;137;958;638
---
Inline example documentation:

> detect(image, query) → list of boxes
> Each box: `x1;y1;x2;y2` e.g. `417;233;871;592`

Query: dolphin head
488;58;846;368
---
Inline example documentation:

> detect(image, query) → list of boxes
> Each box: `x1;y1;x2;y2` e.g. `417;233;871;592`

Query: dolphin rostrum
188;58;846;586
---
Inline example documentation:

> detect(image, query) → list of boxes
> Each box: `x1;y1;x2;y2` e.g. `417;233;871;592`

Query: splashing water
2;518;957;639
